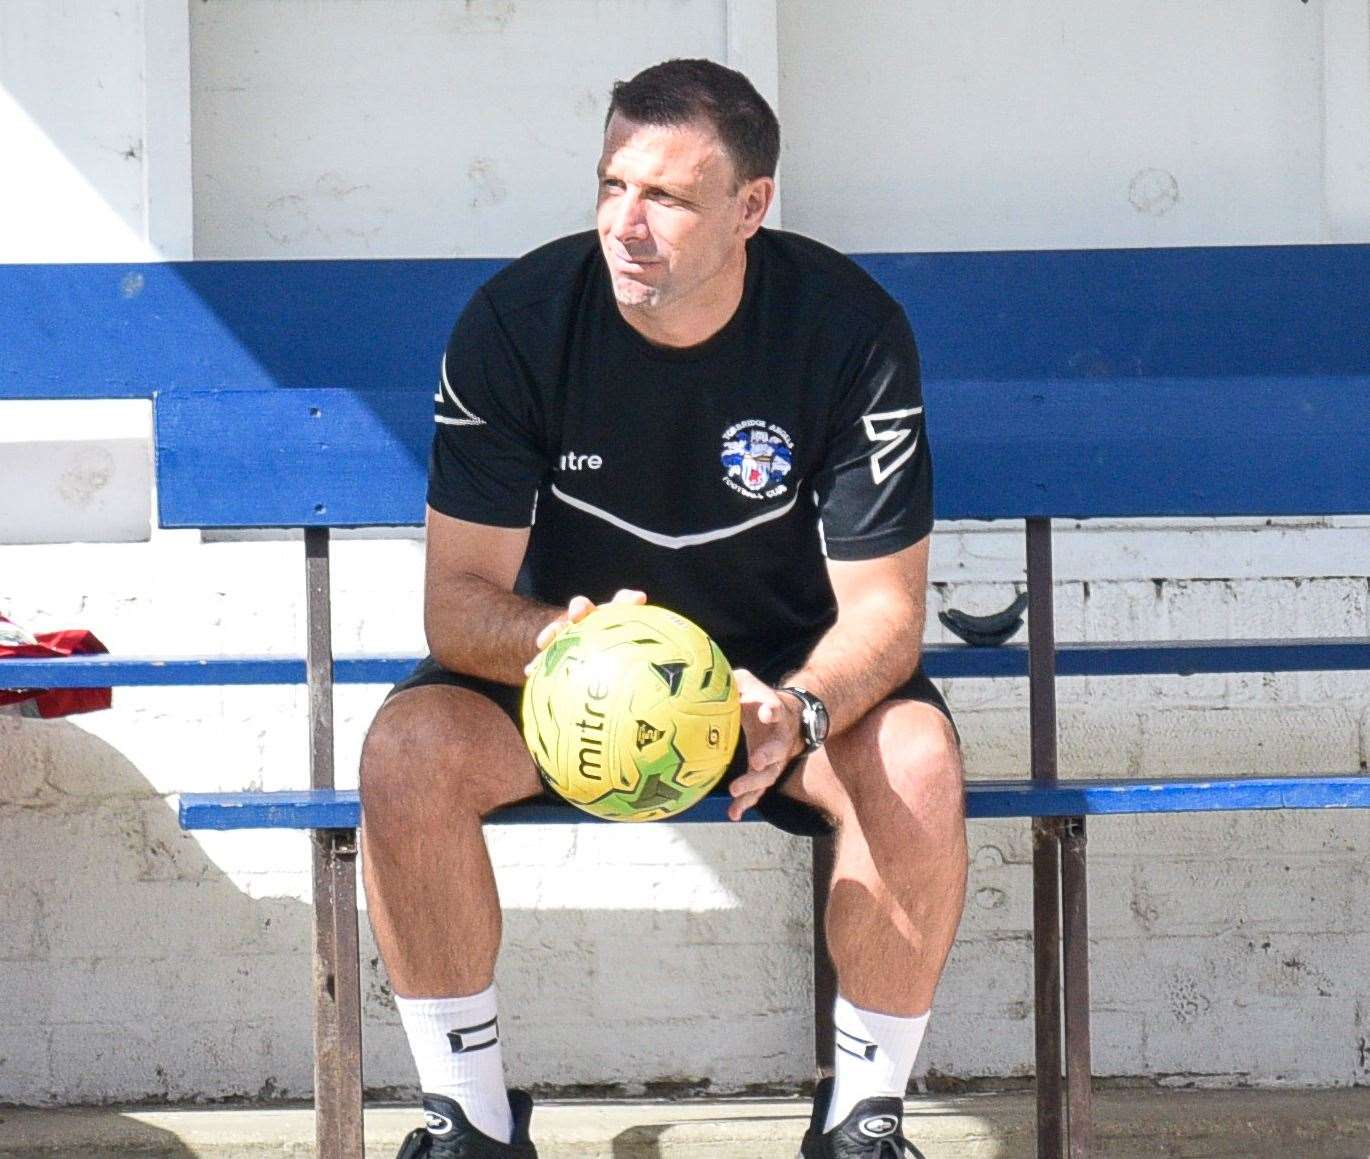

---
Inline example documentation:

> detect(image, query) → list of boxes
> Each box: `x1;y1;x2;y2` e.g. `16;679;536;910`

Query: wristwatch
778;686;830;753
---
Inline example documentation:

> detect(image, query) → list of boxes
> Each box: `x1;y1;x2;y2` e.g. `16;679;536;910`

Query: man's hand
523;588;647;675
726;670;805;822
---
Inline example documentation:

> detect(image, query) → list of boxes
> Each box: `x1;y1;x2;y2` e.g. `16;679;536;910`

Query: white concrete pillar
1322;0;1370;240
726;0;783;225
0;0;189;542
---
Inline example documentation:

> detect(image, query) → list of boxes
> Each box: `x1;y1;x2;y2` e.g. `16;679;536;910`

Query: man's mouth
614;251;659;270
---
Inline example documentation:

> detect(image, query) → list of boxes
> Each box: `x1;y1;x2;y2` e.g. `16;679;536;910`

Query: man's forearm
783;602;924;741
425;572;560;686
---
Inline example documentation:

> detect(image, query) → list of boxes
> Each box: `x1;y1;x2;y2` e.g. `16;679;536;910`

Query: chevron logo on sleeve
434;355;486;427
860;406;923;484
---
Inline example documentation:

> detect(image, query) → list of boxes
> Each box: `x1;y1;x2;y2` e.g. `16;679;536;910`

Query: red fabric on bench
0;615;112;718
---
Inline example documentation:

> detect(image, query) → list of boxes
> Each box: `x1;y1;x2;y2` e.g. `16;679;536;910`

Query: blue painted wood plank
150;372;1370;530
939;638;1370;678
178;789;761;829
8;639;1370;689
2;655;427;688
0;259;501;400
1049;639;1370;677
855;244;1370;383
178;775;1370;831
6;245;1369;401
154;388;430;528
964;776;1370;816
180;789;362;830
926;375;1370;518
0;656;313;687
0;655;429;687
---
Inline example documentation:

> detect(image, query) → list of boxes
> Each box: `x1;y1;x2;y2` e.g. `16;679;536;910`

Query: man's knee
836;704;963;823
360;686;522;820
892;713;963;817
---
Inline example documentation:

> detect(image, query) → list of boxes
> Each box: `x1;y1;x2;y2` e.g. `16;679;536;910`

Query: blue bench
4;243;1369;1159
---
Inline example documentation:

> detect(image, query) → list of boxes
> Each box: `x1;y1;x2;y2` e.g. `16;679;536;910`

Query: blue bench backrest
5;244;1369;399
7;243;1368;525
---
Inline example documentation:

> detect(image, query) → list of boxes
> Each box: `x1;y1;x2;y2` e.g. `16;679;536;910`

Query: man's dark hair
605;58;780;184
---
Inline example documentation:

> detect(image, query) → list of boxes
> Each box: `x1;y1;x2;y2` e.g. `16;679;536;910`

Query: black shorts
386;656;957;837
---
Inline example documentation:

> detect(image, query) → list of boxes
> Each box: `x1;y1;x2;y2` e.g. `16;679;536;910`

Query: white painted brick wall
3;529;1368;1102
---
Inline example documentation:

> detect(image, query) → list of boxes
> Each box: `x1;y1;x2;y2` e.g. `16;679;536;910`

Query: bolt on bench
4;243;1369;1159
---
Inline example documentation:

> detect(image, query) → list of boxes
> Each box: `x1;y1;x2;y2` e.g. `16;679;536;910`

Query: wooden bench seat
178;776;1370;832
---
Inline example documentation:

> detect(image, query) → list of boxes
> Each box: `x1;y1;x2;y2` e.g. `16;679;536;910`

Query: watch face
811;702;830;742
781;687;828;750
789;689;827;748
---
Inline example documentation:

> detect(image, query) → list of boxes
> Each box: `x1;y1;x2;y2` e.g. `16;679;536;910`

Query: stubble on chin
611;278;661;309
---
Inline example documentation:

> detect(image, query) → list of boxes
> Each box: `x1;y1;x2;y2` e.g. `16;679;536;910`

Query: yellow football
521;603;741;821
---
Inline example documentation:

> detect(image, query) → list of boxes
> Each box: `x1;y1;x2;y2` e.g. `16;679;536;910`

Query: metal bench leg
304;530;364;1156
313;827;365;1159
1032;818;1065;1158
811;832;837;1077
1026;517;1069;1157
1061;816;1093;1158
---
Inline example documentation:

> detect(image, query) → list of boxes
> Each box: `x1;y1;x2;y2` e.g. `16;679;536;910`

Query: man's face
596;112;761;311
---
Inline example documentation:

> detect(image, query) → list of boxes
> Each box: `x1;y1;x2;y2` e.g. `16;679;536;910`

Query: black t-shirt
428;227;933;675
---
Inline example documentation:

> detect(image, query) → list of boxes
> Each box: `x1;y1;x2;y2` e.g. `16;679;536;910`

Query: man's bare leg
781;699;968;1132
359;683;542;1142
361;684;540;993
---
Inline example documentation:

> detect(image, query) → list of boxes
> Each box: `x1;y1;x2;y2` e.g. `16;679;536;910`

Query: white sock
824;994;930;1133
396;985;512;1144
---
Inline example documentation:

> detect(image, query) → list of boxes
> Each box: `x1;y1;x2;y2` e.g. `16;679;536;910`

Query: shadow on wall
0;715;816;1112
0;715;320;1105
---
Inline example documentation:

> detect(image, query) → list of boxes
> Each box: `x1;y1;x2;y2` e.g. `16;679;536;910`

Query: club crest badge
721;420;794;500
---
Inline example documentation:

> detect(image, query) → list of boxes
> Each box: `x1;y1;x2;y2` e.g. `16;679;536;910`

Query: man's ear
739;176;776;237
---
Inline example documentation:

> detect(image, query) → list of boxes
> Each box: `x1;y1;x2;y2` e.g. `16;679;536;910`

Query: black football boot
799;1077;926;1159
394;1091;538;1159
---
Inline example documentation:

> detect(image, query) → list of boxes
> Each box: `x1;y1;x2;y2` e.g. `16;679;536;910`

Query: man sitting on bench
360;58;968;1159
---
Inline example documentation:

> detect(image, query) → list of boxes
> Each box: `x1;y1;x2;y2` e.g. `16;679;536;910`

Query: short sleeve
427;288;547;527
814;308;934;560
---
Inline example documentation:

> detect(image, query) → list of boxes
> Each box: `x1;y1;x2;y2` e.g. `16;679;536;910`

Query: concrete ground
2;1089;1370;1158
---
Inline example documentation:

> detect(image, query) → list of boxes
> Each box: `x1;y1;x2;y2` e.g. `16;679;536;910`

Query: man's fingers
727;752;790;820
727;792;754;822
531;595;592;667
730;764;782;798
732;668;770;702
728;788;766;822
528;592;643;675
534;613;569;650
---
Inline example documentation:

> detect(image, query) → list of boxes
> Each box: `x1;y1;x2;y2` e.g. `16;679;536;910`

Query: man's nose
611;191;649;243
